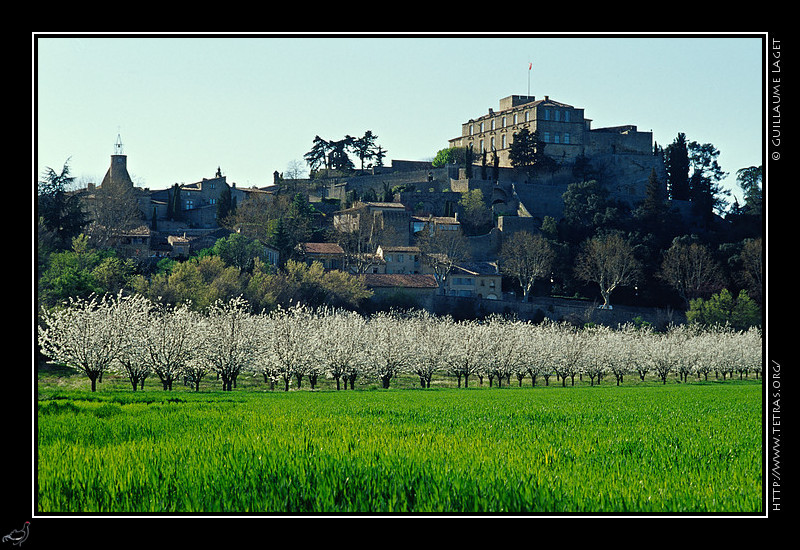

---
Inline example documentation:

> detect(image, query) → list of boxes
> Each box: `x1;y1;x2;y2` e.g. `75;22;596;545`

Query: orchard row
38;293;762;392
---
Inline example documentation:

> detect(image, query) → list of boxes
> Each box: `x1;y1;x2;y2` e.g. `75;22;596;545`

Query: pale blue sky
35;33;765;205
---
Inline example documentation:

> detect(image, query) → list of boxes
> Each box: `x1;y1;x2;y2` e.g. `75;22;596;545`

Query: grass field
36;368;763;514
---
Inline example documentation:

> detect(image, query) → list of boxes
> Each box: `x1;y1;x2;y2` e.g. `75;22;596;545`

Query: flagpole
527;61;532;97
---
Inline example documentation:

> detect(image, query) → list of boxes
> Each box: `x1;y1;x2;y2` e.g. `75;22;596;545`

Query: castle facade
448;95;655;166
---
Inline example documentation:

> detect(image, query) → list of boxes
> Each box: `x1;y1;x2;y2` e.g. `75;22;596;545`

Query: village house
297;242;346;270
376;245;421;274
446;261;502;299
361;273;439;310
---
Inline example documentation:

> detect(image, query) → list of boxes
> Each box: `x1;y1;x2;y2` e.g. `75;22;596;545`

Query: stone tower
100;134;134;191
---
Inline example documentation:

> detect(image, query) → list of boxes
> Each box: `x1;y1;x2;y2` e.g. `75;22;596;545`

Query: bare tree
738;238;763;305
658;241;725;308
416;227;471;291
574;232;641;308
334;209;386;274
499;231;555;301
85;180;144;248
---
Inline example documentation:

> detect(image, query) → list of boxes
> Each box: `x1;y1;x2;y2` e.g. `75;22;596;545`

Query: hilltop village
67;94;749;326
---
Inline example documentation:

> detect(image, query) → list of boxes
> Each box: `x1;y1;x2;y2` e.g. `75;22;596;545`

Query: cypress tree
665;133;689;201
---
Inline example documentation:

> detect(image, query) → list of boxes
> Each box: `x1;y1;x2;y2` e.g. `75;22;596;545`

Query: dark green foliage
665;132;690;201
37;160;89;250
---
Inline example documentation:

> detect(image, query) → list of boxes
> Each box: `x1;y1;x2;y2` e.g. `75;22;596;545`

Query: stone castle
81;94;666;261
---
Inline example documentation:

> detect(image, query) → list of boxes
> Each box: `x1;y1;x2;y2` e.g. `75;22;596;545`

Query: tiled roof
454;261;499;276
362;273;438;289
411;215;459;224
378;246;421;253
301;242;345;255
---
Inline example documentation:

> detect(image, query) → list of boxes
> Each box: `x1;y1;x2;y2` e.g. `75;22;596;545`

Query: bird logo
2;522;29;547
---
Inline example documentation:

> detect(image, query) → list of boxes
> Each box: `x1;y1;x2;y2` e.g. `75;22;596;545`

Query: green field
36;378;763;514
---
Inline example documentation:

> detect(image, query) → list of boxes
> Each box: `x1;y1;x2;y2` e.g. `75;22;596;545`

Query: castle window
469;124;474;135
491;137;496;150
564;110;570;122
564;133;570;144
502;134;507;149
545;109;551;121
502;116;506;127
543;132;550;143
525;111;530;122
513;113;518;125
554;133;560;144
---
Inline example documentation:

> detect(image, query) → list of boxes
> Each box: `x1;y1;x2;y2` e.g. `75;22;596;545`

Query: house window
186;200;194;210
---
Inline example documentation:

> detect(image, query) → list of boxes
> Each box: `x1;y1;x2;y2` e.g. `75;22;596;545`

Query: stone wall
433;294;685;329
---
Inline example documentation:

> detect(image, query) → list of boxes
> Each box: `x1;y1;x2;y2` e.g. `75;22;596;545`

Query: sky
34;33;765;206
